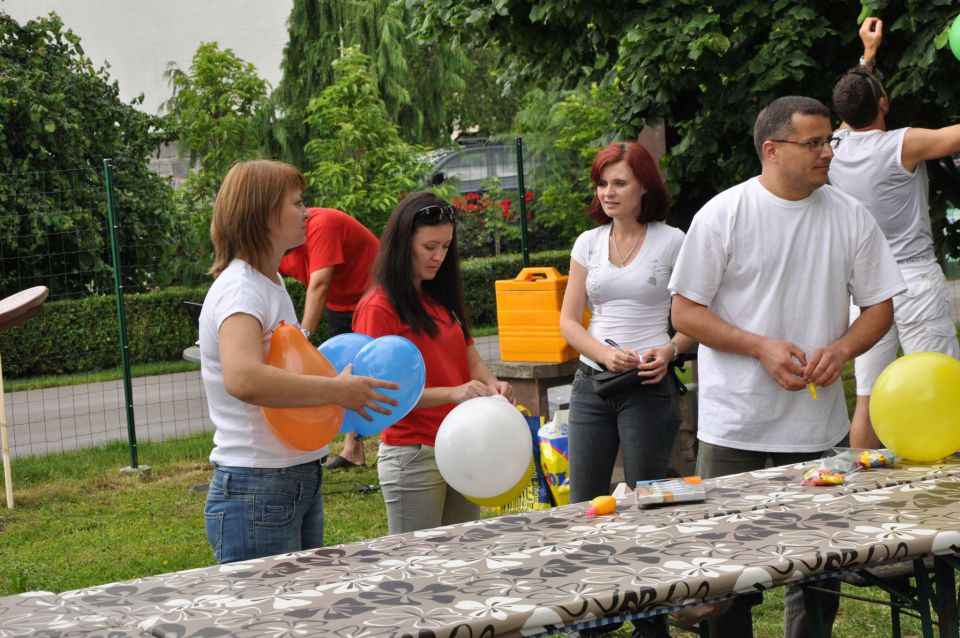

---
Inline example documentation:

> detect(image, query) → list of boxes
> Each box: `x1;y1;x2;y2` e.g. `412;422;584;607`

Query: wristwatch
858;56;875;69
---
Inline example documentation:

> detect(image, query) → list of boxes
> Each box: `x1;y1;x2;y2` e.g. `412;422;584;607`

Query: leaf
934;23;950;50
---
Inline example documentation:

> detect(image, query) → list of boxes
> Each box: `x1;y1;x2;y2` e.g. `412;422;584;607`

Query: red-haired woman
560;141;695;500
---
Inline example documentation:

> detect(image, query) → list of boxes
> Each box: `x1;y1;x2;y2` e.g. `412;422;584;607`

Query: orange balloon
261;322;344;451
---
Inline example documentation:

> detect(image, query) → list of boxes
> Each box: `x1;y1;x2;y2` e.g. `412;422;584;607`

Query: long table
2;458;959;637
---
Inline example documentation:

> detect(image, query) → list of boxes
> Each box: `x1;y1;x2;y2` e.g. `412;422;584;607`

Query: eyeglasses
414;204;457;224
770;137;841;153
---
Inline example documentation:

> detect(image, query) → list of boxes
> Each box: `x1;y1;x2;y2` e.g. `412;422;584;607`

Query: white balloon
435;396;533;498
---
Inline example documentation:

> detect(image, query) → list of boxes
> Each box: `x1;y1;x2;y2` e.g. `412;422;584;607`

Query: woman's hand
637;343;674;384
451;380;495;404
335;364;400;420
600;346;640;372
489;380;516;404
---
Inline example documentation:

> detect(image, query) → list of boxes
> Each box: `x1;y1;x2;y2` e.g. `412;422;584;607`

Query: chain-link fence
0;160;211;468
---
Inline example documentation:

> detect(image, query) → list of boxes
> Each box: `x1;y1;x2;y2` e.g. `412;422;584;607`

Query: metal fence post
102;159;143;472
515;137;530;267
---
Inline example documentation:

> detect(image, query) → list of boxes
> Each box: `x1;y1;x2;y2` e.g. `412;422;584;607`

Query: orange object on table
586;495;617;517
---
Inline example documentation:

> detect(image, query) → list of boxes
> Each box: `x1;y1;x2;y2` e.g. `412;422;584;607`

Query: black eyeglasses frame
768;137;842;153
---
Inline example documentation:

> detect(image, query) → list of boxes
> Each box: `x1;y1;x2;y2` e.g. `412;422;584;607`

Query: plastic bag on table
830;447;898;469
800;454;859;486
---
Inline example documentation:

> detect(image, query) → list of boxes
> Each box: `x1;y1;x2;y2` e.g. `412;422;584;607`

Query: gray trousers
697;441;841;638
377;442;479;534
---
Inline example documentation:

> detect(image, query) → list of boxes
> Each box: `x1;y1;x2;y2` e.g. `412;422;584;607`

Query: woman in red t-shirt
353;191;515;534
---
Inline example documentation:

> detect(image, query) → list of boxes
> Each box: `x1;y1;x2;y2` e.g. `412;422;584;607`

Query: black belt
578;361;603;378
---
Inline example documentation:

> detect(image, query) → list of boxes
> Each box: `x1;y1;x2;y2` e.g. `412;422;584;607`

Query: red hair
585;142;669;225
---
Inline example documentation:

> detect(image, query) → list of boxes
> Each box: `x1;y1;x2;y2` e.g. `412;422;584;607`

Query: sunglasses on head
415;204;457;224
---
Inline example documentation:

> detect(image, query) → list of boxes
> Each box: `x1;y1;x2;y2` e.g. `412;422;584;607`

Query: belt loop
222;471;230;498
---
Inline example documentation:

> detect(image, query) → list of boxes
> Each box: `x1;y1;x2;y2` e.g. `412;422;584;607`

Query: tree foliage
303;47;430;232
163;43;270;284
164;42;269;198
411;0;960;257
512;84;620;246
273;0;471;169
0;11;177;298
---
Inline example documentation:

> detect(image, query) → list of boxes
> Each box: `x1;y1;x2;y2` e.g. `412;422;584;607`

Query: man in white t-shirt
830;17;960;448
668;96;904;638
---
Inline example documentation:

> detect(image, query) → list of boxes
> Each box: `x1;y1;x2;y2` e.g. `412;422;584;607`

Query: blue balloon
342;336;426;436
317;332;373;372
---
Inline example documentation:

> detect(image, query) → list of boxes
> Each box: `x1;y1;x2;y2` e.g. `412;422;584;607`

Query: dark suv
428;142;540;194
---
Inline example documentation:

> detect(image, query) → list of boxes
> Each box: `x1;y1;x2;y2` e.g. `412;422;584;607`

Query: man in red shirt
280;207;380;469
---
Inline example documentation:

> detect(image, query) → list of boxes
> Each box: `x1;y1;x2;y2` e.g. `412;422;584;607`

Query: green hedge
0;250;571;379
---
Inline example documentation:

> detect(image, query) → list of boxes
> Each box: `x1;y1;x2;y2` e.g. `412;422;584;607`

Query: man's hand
757;338;808;391
803;344;847;388
859;17;882;60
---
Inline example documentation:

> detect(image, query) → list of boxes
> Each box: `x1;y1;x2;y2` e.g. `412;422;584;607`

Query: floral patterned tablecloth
2;458;959;637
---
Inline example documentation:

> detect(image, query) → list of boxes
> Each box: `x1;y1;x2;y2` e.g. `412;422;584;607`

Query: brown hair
585;142;670;225
833;69;884;129
209;160;307;277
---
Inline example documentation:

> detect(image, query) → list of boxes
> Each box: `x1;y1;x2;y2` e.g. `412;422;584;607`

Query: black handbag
593;366;646;399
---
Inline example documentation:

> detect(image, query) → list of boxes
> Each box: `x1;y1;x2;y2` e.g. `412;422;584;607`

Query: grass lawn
0;430;931;637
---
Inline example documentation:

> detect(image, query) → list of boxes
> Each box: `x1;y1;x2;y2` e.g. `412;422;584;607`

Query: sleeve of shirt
570;228;592;268
305;222;345;272
212;275;269;332
849;205;907;307
352;296;401;338
668;206;727;306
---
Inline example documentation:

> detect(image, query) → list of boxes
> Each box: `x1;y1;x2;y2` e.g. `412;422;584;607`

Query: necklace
611;224;647;267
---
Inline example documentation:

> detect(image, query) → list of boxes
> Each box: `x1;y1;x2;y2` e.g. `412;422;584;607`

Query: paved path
3;336;502;460
5;371;212;460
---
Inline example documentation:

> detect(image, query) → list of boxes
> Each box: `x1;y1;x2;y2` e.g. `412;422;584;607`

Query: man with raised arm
668;96;904;637
830;17;960;448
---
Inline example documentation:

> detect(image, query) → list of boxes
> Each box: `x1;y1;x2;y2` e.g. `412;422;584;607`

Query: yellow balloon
870;352;960;462
465;460;534;507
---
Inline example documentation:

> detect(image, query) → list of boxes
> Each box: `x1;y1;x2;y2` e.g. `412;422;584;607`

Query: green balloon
951;14;960;61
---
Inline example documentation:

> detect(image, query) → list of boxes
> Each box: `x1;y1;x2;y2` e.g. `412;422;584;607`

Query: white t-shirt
829;127;935;264
571;221;685;368
668;178;904;452
200;259;329;468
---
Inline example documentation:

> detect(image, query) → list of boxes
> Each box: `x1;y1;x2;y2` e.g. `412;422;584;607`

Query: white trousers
850;261;959;395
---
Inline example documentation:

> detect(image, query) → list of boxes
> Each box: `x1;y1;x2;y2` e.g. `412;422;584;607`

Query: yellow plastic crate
495;267;586;362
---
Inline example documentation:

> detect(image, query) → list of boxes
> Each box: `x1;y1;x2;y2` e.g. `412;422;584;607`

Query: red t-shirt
278;208;380;312
352;286;473;447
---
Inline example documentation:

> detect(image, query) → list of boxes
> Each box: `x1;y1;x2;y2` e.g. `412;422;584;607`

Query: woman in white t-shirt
199;160;397;564
560;141;695;504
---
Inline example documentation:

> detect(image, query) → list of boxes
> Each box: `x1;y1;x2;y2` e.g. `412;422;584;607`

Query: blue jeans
204;460;325;564
568;368;681;504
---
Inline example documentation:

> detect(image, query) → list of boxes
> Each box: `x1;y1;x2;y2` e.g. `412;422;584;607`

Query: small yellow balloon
465;460;534;507
870;352;960;462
